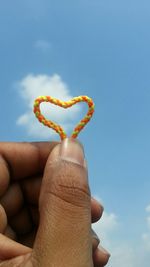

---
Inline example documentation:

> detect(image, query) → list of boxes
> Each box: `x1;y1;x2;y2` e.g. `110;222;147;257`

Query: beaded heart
33;95;95;140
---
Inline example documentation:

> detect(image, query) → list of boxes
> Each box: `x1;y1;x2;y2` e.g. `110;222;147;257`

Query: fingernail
59;138;85;166
91;228;100;243
99;245;111;257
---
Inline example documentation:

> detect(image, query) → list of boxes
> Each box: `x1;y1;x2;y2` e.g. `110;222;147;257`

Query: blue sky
0;0;150;266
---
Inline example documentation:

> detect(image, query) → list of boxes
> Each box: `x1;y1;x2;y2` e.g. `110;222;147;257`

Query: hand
0;139;110;266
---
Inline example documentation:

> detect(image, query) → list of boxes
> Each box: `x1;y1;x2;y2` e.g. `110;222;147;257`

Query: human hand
0;139;110;266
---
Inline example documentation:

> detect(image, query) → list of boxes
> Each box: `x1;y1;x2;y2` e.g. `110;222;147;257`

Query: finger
0;142;58;180
0;155;10;197
17;228;100;251
10;198;102;237
21;176;42;205
0;205;7;233
0;183;23;217
29;205;39;226
9;207;33;235
33;138;93;267
91;229;100;252
93;246;110;267
22;176;103;223
4;225;16;240
0;233;31;260
19;198;102;227
0;253;31;266
18;230;36;248
91;197;104;223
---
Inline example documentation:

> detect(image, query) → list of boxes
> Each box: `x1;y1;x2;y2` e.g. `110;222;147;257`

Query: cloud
34;40;51;52
142;233;150;251
16;74;81;139
93;210;118;248
142;203;150;251
92;199;150;267
146;204;150;213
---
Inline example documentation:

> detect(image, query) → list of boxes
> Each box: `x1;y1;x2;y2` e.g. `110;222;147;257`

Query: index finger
0;142;58;180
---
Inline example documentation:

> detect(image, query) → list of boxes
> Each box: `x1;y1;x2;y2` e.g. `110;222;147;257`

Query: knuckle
43;160;91;209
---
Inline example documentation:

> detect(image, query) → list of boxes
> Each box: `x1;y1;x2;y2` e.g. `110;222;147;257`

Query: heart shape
33;95;95;140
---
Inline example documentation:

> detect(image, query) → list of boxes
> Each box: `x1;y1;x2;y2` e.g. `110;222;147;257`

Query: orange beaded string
33;95;95;140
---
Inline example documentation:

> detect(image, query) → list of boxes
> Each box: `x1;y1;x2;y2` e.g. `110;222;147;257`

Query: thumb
33;138;93;267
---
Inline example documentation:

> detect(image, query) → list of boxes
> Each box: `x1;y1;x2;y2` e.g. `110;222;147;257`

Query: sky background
0;0;150;266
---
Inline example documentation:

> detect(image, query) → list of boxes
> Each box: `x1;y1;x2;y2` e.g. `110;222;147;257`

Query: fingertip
91;197;104;223
93;246;110;266
91;229;100;252
59;138;85;167
0;234;31;260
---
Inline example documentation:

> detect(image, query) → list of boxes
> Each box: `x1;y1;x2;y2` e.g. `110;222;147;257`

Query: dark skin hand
0;139;110;266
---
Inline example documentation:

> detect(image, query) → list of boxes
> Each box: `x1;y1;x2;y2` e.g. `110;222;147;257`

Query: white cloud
108;245;139;267
93;211;118;248
142;233;150;251
142;203;150;252
34;40;51;52
146;204;150;213
92;200;150;267
147;216;150;229
16;74;81;139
